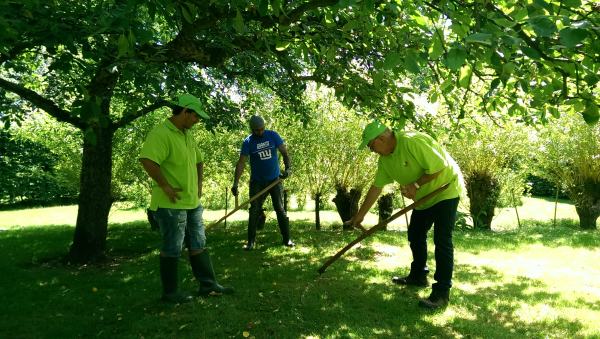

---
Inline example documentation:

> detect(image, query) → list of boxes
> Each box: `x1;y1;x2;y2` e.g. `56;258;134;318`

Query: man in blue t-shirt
231;115;295;250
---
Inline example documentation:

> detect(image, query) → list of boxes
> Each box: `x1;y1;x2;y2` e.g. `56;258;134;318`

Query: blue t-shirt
241;130;284;181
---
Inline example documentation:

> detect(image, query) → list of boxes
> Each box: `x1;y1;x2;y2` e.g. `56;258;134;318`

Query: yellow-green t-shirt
372;131;464;210
140;120;203;211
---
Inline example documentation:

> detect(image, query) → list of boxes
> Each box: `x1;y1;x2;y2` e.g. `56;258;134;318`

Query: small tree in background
445;120;532;230
538;115;600;230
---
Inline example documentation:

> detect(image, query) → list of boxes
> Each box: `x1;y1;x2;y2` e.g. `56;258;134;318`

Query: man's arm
349;185;383;229
231;155;248;195
140;158;182;204
197;162;203;199
403;168;445;200
277;144;291;170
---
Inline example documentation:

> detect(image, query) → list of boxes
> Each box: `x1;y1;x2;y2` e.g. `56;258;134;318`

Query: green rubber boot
190;249;235;296
159;256;193;303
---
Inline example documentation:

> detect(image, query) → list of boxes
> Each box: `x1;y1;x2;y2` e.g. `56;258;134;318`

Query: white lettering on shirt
258;149;272;160
257;141;270;150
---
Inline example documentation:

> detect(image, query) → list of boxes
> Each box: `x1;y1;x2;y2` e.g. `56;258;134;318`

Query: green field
0;197;599;339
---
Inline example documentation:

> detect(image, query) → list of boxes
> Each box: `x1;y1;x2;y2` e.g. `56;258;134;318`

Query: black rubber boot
189;249;235;296
159;256;192;303
279;216;295;246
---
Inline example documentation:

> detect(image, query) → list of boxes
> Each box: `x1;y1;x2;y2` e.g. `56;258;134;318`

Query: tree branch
0;77;85;129
114;100;171;128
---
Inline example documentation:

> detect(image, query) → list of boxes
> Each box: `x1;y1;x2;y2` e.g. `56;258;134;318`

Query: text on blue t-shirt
240;130;284;181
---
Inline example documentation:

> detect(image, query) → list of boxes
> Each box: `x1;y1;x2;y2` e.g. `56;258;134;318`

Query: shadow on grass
0;218;597;338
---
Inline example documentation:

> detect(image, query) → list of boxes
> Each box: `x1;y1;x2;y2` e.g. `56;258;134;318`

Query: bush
526;174;568;199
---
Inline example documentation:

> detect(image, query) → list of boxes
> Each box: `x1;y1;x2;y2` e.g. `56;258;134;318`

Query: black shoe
189;249;235;296
159;256;193;304
419;290;450;309
283;240;295;247
244;242;255;251
391;275;429;287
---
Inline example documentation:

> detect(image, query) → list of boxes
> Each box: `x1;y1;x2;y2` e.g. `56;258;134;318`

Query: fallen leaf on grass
262;262;270;266
209;291;222;296
56;314;62;317
272;282;276;285
179;325;186;330
160;312;165;316
259;292;264;297
92;287;98;292
246;323;255;328
61;286;66;290
243;332;250;337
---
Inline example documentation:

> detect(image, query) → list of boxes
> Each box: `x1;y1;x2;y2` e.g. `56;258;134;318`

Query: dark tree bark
377;193;394;231
314;193;321;231
68;125;115;263
332;184;362;230
573;180;600;230
466;172;500;230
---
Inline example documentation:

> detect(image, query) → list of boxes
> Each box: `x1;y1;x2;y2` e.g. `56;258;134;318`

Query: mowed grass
0;197;599;339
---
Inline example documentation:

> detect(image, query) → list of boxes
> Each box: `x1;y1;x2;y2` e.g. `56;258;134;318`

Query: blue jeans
407;197;459;293
248;178;290;243
154;205;206;258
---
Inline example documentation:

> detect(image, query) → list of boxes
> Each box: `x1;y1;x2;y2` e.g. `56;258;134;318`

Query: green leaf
450;24;466;38
525;17;557;37
584;74;600;87
84;128;97;146
184;2;197;17
258;0;269;16
459;66;471;88
235;9;244;33
533;0;554;14
446;47;467;72
465;33;493;43
97;114;109;128
363;0;375;13
128;31;135;54
493;19;517;28
79;85;90;101
326;47;336;62
117;34;128;58
133;28;153;45
343;20;357;31
439;79;453;91
490;78;500;91
275;41;289;51
548;106;560;119
340;0;359;7
403;53;420;74
521;46;541;60
500;35;521;46
272;0;280;17
182;6;192;24
563;0;582;7
559;28;588;48
429;35;444;60
382;52;401;70
582;101;599;125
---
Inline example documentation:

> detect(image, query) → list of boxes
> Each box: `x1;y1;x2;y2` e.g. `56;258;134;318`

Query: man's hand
231;182;238;196
198;183;202;200
400;184;417;201
160;184;183;204
346;214;366;231
280;167;292;179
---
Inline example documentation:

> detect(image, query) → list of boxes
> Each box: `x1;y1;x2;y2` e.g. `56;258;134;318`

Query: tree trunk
314;193;321;231
68;125;115;263
574;181;600;230
377;193;394;231
466;172;500;230
332;184;362;230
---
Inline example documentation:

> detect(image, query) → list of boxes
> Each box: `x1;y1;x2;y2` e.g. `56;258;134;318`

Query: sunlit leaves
446;47;467;72
559;28;588;48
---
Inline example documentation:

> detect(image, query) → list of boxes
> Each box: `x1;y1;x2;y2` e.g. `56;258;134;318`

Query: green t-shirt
140;120;204;211
372;131;464;210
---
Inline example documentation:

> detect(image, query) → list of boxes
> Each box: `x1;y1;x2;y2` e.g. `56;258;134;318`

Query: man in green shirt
349;121;464;309
140;94;234;303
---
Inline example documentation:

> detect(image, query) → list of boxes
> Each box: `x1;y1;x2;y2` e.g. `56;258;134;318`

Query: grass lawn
0;197;599;339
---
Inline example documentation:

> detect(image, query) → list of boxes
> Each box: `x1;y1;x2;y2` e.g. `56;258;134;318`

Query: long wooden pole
206;178;283;231
317;183;450;275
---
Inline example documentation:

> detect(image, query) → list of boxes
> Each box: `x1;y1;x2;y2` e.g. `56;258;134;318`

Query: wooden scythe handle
206;178;284;231
317;183;450;275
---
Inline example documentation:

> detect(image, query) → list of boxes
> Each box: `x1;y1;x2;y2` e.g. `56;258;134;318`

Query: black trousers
247;178;290;244
408;197;459;293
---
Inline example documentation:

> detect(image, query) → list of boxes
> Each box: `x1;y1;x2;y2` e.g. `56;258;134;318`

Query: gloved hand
231;182;238;196
280;167;292;179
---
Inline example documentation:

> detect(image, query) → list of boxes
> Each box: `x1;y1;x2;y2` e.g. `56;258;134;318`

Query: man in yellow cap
140;94;234;303
349;121;464;309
